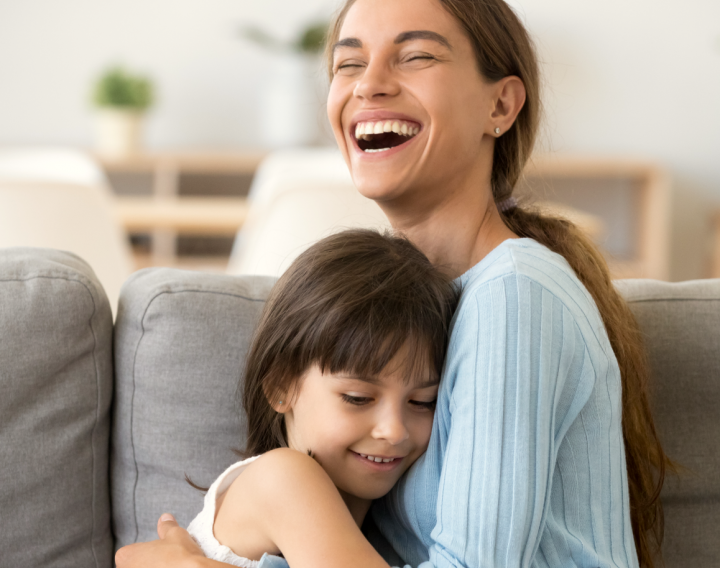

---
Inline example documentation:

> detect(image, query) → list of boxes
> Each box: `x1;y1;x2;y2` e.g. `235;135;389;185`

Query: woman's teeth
354;120;420;141
353;120;420;153
359;453;398;463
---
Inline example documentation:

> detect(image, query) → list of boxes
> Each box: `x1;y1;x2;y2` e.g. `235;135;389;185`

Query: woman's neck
381;182;518;278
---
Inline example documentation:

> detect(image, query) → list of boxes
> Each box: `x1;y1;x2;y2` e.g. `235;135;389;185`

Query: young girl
185;229;458;568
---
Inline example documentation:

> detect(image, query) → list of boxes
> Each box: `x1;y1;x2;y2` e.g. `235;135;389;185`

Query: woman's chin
353;180;402;206
351;170;413;206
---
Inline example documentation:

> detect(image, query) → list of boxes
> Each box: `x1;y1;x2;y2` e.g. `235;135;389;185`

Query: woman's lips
349;121;421;158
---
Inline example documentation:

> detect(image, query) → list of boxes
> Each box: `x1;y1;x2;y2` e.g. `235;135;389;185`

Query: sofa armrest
0;247;113;567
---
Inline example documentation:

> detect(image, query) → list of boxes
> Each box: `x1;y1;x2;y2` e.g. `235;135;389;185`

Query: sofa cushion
0;247;114;567
112;268;275;547
617;278;720;568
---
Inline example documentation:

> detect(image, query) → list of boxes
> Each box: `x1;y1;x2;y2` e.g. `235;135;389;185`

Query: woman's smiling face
327;0;496;210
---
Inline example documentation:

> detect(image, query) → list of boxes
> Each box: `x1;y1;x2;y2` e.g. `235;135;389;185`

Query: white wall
1;0;719;279
511;0;720;280
0;0;336;147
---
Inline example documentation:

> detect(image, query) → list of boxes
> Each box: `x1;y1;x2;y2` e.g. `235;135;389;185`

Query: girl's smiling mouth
351;450;406;471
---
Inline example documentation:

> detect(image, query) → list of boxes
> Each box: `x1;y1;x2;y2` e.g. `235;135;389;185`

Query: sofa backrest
111;267;275;548
618;278;720;567
0;248;114;568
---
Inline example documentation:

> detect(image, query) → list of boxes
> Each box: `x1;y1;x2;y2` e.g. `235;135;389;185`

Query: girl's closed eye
340;393;436;410
341;393;373;405
409;398;437;411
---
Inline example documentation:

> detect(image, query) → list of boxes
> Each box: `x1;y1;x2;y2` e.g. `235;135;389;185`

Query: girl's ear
263;381;290;413
271;397;289;414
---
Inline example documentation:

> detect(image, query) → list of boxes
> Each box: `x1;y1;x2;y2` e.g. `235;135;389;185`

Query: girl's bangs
316;323;440;386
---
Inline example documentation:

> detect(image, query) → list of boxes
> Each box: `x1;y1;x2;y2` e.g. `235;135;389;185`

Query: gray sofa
0;247;717;568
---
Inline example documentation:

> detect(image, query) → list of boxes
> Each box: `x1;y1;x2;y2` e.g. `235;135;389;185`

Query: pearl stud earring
494;127;501;135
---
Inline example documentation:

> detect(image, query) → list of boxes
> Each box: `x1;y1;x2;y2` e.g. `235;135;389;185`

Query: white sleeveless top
187;456;287;568
188;455;410;568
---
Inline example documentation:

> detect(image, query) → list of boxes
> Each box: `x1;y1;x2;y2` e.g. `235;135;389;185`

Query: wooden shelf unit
98;150;267;267
102;151;671;280
712;211;720;279
522;156;671;280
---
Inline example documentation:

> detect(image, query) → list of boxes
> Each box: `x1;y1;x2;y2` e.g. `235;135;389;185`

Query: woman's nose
372;407;410;446
353;60;400;101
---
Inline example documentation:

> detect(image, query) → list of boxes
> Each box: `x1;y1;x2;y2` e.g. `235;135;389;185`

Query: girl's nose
353;61;400;101
372;408;410;446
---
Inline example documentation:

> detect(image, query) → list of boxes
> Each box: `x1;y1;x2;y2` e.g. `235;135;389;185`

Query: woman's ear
488;75;526;135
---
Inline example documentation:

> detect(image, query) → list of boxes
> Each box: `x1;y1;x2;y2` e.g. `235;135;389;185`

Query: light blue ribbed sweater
372;238;639;568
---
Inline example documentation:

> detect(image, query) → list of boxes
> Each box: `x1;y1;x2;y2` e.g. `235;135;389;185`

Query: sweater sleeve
426;273;596;568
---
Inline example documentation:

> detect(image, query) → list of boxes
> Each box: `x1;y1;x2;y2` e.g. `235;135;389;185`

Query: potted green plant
240;21;328;148
92;66;154;156
240;21;327;55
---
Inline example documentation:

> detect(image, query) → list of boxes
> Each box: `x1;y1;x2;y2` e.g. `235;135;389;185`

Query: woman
116;0;670;566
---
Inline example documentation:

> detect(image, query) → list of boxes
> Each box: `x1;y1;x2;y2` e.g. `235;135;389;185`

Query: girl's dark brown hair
242;229;458;457
326;2;672;566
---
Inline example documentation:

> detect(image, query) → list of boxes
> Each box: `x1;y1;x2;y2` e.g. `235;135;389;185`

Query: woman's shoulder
460;239;597;319
460;239;578;293
455;238;608;350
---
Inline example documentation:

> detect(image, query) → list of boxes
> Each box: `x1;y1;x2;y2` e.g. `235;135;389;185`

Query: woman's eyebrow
394;30;452;50
332;37;363;52
332;31;452;53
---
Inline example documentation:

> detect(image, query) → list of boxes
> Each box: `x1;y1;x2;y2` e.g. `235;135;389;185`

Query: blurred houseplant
92;67;154;156
240;21;328;148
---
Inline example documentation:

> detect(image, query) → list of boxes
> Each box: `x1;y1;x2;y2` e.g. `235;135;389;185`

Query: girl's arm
116;448;397;568
115;514;222;568
216;448;392;568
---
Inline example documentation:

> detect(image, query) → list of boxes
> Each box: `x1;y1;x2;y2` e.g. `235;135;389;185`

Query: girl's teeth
401;123;409;135
373;122;384;135
359;453;396;463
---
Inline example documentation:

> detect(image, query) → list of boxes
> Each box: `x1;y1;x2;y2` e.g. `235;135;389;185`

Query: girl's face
327;0;497;211
281;351;438;505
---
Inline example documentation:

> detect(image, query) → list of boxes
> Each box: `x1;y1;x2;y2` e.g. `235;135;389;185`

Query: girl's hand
115;513;207;568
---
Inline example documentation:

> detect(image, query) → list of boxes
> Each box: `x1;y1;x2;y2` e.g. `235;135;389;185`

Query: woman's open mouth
353;120;420;153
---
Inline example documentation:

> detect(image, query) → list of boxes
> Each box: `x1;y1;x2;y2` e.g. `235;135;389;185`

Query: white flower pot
260;54;326;148
95;109;144;156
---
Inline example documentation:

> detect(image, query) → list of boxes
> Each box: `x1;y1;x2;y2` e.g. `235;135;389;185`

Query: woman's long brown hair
326;2;672;566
